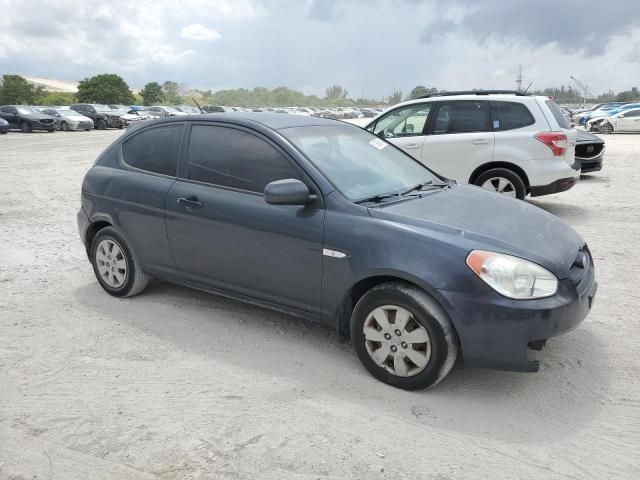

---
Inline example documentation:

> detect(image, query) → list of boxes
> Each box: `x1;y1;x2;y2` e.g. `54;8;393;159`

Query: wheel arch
469;162;530;191
85;220;112;258
335;274;459;346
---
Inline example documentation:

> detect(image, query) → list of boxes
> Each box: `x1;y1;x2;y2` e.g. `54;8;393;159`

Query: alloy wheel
95;239;127;288
481;177;517;197
363;305;431;377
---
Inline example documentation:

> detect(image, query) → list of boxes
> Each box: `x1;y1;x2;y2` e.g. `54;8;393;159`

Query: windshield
16;106;39;114
282;125;438;202
93;105;112;112
164;106;179;113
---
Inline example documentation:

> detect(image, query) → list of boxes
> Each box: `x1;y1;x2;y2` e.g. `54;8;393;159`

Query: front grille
575;143;604;159
39;119;54;125
78;122;93;129
570;245;595;295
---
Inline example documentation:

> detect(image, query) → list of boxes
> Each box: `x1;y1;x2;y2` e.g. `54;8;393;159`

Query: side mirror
264;179;312;206
619;114;625;118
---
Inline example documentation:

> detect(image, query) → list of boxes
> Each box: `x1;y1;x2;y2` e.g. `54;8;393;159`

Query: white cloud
180;23;221;41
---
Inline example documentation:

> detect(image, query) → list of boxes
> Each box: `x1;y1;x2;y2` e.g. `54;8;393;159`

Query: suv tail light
535;132;567;156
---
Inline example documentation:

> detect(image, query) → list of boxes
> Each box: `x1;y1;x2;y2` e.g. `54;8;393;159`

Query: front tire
96;119;107;130
20;122;32;133
474;168;526;200
90;227;149;297
350;283;458;390
61;121;69;131
599;123;614;134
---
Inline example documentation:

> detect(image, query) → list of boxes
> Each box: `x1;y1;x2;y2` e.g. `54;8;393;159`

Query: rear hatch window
545;100;571;130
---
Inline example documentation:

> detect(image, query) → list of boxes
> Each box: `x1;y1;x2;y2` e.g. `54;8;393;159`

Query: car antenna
523;81;533;94
192;98;204;113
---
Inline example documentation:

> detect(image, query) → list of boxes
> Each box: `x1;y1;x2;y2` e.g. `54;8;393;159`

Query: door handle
177;196;203;210
404;144;421;150
471;139;490;145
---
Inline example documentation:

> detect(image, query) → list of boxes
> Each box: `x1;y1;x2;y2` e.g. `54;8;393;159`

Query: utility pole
516;65;523;92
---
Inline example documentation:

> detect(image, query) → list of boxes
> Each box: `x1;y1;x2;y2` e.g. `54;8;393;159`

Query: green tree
162;81;182;104
140;82;164;106
36;92;75;106
408;85;437;100
325;85;348;100
0;75;44;104
76;74;134;104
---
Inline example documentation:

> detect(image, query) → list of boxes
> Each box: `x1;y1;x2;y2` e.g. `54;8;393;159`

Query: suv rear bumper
530;176;577;197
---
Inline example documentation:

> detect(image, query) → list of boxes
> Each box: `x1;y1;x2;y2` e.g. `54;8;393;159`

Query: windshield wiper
400;180;449;196
354;193;400;204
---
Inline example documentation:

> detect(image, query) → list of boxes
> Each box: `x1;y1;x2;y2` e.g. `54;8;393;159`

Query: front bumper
530;176;578;197
577;156;604;173
77;207;90;256
438;259;596;372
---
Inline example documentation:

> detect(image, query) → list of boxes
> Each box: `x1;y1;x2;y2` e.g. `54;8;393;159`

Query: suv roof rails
419;90;531;98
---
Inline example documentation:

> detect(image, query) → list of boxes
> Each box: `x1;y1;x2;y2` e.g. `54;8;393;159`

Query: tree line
1;73;638;107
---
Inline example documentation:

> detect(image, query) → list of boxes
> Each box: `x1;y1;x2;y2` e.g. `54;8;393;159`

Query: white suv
364;91;579;199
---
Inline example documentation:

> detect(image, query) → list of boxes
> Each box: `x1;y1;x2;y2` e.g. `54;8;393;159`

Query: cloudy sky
1;0;639;98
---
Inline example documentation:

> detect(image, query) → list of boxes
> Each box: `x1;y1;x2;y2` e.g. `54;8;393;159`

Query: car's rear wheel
61;121;69;131
96;119;107;130
20;122;32;133
599;123;614;134
91;227;149;297
351;283;458;390
474;168;526;200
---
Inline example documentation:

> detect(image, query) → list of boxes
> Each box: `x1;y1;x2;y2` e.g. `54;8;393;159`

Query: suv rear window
491;101;535;130
545;100;571;129
122;125;183;176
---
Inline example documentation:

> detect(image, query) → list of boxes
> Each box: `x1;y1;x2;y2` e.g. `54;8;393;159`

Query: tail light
535;132;567;156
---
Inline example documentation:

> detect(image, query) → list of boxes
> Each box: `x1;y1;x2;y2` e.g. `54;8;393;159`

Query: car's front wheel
351;283;458;390
20;122;32;133
474;168;526;200
599;123;614;134
96;119;107;130
60;121;69;131
91;227;149;297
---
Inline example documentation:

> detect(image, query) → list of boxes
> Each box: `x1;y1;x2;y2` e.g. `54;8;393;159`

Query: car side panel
81;164;177;277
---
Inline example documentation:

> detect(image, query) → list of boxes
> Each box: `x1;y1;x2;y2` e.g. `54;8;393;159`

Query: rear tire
350;282;458;390
90;227;149;297
20;122;32;133
473;168;526;200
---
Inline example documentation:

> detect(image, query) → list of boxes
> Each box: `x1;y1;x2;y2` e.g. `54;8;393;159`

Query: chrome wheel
363;305;431;377
599;123;613;134
95;239;127;288
481;177;517;197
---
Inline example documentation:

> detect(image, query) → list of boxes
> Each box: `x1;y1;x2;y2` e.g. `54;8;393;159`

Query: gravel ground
0;128;638;480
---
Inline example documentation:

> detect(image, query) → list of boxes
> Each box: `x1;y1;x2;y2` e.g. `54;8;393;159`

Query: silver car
42;108;94;131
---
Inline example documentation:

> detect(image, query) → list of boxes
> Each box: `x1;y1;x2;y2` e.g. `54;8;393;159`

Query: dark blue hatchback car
78;113;597;389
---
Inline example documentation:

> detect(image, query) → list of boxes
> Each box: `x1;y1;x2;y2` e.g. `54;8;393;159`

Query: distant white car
148;106;188;118
365;91;579;199
587;108;640;134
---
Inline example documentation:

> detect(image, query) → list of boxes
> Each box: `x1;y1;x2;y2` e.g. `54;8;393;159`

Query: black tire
20;122;32;133
61;121;69;131
599;123;613;134
473;168;527;200
47;129;55;133
96;119;107;130
117;123;124;129
0;131;7;135
350;282;458;390
90;227;149;297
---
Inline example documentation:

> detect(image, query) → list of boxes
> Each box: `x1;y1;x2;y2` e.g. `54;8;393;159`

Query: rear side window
545;100;571;129
121;125;183;176
187;125;301;193
623;109;640;117
491;102;535;130
432;101;490;134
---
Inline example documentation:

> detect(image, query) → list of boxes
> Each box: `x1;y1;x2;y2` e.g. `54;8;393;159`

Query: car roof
129;112;343;131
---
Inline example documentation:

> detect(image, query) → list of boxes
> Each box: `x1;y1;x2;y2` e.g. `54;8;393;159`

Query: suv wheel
474;168;526;200
20;122;32;133
96;119;107;130
91;227;149;297
350;283;458;390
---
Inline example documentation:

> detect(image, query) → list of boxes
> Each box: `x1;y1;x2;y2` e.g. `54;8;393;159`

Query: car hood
368;185;584;279
20;113;57;121
576;129;604;145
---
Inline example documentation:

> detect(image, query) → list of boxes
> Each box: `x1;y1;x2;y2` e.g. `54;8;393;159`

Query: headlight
466;250;558;299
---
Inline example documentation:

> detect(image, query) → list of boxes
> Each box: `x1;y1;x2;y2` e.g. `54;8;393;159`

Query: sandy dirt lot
0;128;639;479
